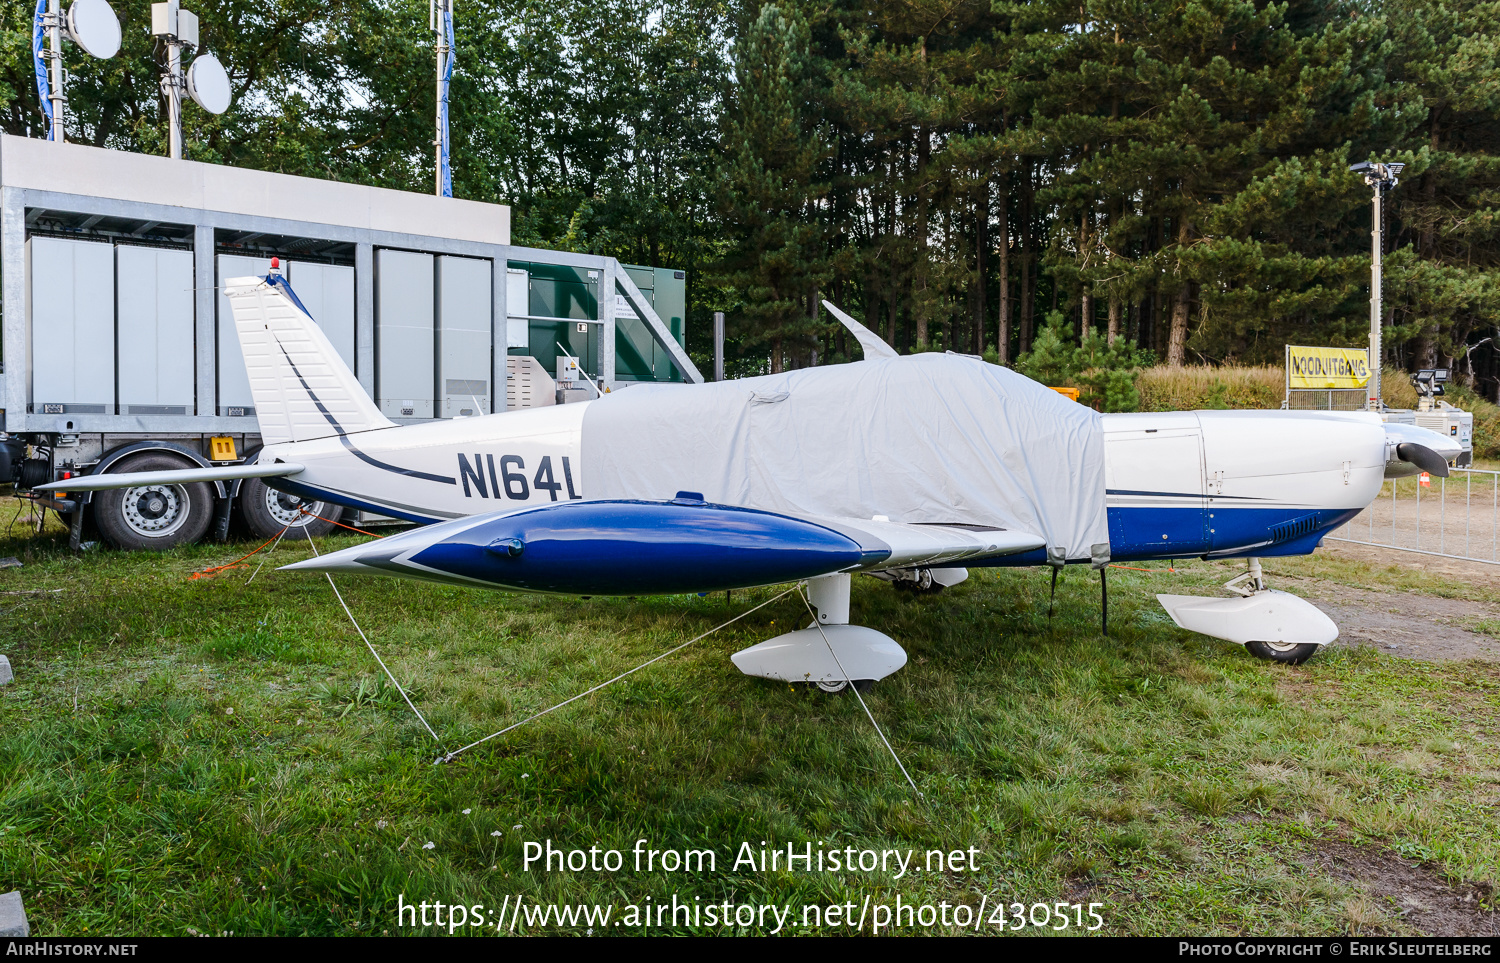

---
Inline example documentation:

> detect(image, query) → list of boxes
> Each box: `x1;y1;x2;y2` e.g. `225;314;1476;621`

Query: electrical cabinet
375;248;435;419
28;236;115;412
509;261;598;379
505;268;529;349
614;264;686;383
437;255;492;416
116;244;194;414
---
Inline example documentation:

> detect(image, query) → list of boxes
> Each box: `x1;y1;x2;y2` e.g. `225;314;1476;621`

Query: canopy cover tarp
580;353;1108;563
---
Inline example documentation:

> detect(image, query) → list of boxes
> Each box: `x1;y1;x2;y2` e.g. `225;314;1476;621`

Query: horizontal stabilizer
33;462;304;493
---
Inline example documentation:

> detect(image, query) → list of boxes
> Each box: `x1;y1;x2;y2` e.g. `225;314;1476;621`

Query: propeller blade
1396;442;1451;477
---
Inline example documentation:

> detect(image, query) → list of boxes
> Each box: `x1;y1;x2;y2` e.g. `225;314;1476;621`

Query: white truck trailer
0;134;700;550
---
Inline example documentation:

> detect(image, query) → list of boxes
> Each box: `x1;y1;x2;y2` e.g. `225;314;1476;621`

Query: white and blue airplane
40;274;1462;688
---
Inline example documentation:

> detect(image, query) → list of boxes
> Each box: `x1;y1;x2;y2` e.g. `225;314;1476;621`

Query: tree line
4;0;1498;394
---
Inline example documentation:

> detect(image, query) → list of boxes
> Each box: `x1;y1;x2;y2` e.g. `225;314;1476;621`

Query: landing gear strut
731;573;908;688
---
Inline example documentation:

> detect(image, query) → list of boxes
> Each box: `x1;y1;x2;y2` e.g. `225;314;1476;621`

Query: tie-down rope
293;523;918;796
305;529;449;751
435;584;802;764
796;587;922;798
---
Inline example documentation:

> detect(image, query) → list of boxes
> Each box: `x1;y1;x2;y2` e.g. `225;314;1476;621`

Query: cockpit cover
580;353;1108;564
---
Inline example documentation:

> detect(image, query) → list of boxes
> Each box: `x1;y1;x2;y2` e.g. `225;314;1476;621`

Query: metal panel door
116;245;194;413
216;254;275;415
505;269;529;349
286;261;356;372
28;236;115;412
437;255;492;416
375;249;435;419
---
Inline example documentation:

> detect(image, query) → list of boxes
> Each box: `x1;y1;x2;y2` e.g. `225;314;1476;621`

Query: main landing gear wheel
815;679;875;695
892;568;942;594
93;453;213;551
237;475;341;541
1244;640;1321;665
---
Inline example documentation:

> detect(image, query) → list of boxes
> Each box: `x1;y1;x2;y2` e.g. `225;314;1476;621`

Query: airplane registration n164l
41;275;1463;687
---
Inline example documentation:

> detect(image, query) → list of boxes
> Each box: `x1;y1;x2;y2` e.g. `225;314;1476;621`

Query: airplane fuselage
266;402;1388;566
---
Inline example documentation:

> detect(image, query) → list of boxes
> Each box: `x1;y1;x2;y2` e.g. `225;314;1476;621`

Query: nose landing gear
1157;557;1336;665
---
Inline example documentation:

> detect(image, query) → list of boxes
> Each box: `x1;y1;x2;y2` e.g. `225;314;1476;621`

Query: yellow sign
1287;345;1371;389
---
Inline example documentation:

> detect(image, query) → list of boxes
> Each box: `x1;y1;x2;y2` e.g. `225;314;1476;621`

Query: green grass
2;505;1499;936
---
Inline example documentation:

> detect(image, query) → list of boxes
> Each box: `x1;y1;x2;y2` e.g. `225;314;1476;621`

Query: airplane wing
281;496;1045;594
803;514;1044;569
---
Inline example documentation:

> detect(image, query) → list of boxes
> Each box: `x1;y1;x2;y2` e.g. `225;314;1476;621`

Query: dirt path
1321;538;1500;590
1300;840;1499;936
1275;571;1500;661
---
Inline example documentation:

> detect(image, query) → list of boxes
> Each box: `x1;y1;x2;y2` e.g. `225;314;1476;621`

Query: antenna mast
33;0;121;142
47;0;65;141
433;0;454;197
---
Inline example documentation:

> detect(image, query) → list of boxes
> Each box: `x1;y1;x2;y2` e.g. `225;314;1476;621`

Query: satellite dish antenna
66;0;121;58
186;53;231;114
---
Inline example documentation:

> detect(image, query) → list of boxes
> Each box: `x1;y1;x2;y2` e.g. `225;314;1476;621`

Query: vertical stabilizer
224;275;395;445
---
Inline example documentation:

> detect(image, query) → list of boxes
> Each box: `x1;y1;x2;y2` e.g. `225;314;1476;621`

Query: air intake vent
1270;514;1321;545
39;403;107;414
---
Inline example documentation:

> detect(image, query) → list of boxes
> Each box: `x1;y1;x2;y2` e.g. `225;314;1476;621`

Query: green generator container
615;265;686;384
506;261;685;384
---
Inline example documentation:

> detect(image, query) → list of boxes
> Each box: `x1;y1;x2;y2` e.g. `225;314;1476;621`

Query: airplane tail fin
223;275;395;446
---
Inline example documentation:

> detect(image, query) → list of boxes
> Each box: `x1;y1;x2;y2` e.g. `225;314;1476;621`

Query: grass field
2;501;1499;936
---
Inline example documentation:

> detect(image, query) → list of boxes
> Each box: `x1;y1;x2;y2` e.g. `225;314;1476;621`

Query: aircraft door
1105;428;1210;559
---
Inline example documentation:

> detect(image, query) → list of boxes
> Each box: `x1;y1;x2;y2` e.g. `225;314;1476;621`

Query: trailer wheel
237;476;341;541
93;453;214;551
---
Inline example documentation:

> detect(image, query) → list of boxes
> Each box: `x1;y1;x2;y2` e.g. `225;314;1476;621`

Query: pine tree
1016;0;1415;365
717;2;830;372
1380;0;1500;386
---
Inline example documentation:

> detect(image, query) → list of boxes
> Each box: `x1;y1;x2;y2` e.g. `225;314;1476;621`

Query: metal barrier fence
1327;467;1500;565
1285;388;1369;411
